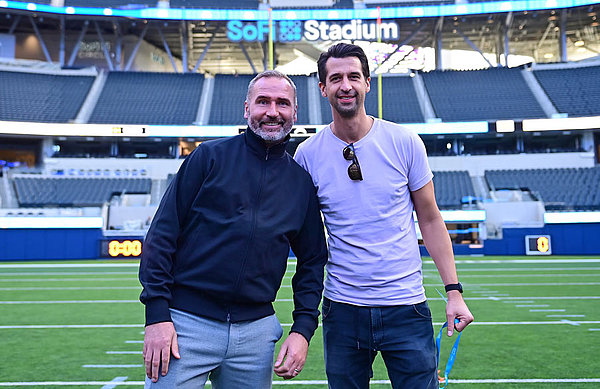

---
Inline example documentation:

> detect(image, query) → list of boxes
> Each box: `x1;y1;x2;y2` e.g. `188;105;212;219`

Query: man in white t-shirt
294;43;474;389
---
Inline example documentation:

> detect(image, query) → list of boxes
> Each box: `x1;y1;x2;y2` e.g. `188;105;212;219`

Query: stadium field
1;256;599;388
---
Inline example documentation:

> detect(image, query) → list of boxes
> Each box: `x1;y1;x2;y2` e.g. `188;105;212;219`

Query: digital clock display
100;239;143;258
525;235;552;255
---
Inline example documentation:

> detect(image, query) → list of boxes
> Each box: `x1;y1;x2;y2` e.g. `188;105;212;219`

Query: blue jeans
145;308;283;389
322;298;438;389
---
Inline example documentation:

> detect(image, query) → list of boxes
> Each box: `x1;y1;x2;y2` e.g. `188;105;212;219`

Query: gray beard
248;119;293;144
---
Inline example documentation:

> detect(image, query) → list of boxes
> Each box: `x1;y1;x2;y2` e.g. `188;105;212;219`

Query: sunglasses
343;143;363;181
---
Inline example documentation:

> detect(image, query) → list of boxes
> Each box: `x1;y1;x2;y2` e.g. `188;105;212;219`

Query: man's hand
446;291;474;336
273;332;308;379
143;321;180;382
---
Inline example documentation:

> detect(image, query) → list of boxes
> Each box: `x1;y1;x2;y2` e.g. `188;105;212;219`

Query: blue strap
436;321;462;388
435;289;463;388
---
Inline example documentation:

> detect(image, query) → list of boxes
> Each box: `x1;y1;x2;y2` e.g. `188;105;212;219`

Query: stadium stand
88;72;204;125
0;71;94;123
208;74;254;125
333;0;355;8
533;66;600;118
13;176;152;207
433;170;476;209
290;76;310;124
272;0;354;9
9;0;51;3
422;68;547;122
379;76;425;123
64;0;156;7
485;167;600;211
364;1;454;8
170;0;259;9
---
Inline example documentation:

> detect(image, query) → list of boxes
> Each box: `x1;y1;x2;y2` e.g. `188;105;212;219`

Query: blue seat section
0;71;94;123
89;72;204;125
333;0;354;8
379;76;425;123
272;0;353;9
209;74;254;125
432;171;475;209
485;167;600;211
365;0;453;7
422;68;546;122
533;66;600;117
170;0;259;9
13;177;152;207
319;76;424;124
65;0;156;6
290;75;310;124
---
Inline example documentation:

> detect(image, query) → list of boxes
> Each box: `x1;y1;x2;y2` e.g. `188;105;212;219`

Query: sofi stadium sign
227;19;399;42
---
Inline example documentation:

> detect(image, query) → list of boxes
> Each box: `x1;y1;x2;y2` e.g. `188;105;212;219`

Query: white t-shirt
294;118;433;306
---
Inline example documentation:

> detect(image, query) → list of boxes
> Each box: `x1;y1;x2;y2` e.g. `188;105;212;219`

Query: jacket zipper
229;148;269;319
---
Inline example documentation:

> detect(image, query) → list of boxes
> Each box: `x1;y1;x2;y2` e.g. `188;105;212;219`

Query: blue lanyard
435;290;463;388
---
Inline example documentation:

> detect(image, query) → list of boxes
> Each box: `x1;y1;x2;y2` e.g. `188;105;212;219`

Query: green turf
0;256;599;388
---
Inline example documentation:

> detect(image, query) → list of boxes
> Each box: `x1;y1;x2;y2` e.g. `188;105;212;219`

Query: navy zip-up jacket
139;129;328;342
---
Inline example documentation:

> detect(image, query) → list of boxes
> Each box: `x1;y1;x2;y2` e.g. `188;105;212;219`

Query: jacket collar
244;127;290;160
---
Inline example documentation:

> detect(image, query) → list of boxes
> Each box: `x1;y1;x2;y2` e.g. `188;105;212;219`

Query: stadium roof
0;0;598;73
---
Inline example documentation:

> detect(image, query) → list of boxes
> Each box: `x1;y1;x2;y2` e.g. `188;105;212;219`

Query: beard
331;92;363;118
247;117;294;144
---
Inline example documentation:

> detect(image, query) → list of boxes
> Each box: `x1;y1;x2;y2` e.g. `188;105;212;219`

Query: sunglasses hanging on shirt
342;143;363;181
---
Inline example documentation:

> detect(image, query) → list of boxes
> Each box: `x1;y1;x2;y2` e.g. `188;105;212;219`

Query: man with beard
139;70;327;388
294;43;473;388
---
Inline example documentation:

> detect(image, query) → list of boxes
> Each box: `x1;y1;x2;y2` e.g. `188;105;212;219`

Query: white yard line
106;351;142;355
459;274;600;278
3;321;600;330
0;278;138;282
0;298;295;304
101;377;128;389
0;272;138;276
424;267;600;272
504;300;534;303
83;364;142;368
447;259;600;264
0;300;139;304
0;287;140;291
496;296;600;300
0;324;143;329
435;282;600;286
0;296;595;304
0;264;140;268
284;283;600;288
1;378;600;386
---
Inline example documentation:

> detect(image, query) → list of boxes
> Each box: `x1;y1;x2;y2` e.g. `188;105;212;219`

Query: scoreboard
100;239;143;258
525;235;552;256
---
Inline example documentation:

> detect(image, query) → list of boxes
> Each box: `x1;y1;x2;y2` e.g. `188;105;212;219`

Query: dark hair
317;43;370;84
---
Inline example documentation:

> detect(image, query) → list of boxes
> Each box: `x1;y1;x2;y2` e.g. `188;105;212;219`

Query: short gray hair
246;70;297;109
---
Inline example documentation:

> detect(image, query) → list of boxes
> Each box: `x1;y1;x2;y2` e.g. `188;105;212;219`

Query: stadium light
2;0;600;21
